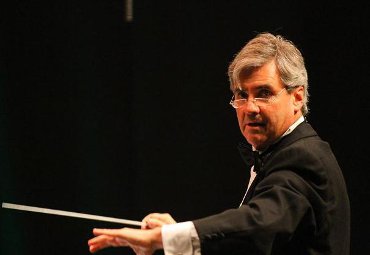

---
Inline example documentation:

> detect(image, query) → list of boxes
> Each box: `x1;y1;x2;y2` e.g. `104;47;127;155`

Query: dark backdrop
1;1;369;254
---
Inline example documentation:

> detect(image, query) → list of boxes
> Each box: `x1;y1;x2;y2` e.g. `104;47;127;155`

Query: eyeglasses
229;87;286;109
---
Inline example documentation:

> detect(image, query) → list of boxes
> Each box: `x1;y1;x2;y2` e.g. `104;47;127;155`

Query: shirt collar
282;115;305;137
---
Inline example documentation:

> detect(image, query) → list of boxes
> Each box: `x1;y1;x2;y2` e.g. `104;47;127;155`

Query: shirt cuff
162;221;201;255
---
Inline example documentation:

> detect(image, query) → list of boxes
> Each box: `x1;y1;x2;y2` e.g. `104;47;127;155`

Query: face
235;60;304;151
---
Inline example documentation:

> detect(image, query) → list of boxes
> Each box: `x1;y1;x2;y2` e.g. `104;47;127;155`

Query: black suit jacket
193;122;350;255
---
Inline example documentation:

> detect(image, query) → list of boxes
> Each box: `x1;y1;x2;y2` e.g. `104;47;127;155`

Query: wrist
151;227;164;250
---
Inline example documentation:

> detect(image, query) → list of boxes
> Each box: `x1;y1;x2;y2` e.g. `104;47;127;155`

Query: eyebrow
235;84;273;93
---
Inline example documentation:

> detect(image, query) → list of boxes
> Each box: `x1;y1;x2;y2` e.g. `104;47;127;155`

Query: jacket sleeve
192;170;317;255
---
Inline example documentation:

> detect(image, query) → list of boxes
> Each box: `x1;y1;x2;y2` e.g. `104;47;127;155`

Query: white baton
2;202;142;227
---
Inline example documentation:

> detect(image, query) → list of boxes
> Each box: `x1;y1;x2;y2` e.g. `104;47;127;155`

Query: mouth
243;121;266;132
246;122;265;127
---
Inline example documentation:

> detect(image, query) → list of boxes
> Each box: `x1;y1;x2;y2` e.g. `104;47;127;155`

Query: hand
88;227;163;255
141;213;177;229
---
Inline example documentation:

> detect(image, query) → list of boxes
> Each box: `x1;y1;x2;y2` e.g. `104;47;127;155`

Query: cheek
266;108;289;134
236;110;244;125
236;111;247;134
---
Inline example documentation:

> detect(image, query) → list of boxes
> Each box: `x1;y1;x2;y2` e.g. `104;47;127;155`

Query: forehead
238;61;282;90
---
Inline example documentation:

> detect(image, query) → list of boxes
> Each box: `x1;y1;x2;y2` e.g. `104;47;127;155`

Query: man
88;32;350;255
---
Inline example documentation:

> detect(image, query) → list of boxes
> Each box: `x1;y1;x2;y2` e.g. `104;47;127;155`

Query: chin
246;137;268;150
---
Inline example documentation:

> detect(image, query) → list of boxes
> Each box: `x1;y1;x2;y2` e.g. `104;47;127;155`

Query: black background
1;1;369;254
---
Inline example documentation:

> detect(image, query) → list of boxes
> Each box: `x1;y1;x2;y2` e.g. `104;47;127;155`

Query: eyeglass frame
229;87;287;109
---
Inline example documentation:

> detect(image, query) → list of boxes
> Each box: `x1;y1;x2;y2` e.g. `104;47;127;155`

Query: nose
239;99;260;113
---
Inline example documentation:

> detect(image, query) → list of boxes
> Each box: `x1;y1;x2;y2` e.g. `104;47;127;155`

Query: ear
292;86;304;113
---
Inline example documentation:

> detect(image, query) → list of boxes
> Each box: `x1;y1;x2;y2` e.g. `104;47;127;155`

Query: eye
235;90;248;99
256;88;273;98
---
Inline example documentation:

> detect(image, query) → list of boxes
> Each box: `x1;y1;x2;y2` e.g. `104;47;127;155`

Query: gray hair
228;32;309;116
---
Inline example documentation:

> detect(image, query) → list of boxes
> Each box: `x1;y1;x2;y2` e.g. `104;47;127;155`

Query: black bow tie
238;142;263;173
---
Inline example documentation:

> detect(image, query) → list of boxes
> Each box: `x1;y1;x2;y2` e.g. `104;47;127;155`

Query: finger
93;228;141;244
141;213;159;229
147;213;176;226
88;235;113;253
88;234;113;246
89;244;101;253
142;213;176;229
141;220;148;230
88;235;129;253
93;228;125;237
146;218;167;228
142;213;159;221
111;237;130;247
88;235;103;245
156;213;176;224
89;242;117;254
